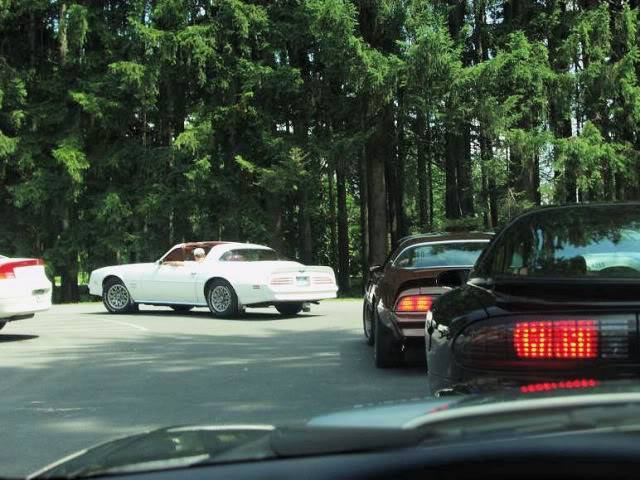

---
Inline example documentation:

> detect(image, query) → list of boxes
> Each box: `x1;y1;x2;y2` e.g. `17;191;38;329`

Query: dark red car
363;232;493;368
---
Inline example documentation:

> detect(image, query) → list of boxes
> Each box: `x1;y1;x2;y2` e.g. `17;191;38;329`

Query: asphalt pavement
0;300;428;477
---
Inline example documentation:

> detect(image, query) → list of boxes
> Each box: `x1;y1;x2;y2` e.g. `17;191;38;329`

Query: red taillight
520;379;599;393
514;320;598;359
0;258;44;280
396;295;433;313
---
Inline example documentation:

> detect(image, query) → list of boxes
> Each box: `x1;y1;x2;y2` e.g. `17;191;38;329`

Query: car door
138;247;198;304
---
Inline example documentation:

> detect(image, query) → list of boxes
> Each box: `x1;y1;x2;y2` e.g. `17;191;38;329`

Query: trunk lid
493;277;640;310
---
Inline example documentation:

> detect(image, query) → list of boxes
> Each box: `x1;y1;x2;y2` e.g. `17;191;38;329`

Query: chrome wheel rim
107;284;129;310
210;286;232;313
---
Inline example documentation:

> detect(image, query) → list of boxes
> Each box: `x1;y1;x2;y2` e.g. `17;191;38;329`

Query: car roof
395;231;494;250
178;241;231;250
497;202;640;233
176;242;273;251
514;201;640;218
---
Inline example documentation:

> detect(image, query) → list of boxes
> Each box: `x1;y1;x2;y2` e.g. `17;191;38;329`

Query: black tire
363;301;374;346
103;278;137;314
170;305;194;312
275;302;304;316
206;279;239;318
374;309;402;368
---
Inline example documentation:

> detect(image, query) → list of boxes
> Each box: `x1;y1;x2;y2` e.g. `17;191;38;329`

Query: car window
483;206;640;279
219;249;284;262
162;246;213;262
162;247;186;262
393;242;488;269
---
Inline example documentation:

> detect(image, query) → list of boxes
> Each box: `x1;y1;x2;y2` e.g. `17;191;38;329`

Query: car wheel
206;280;239;318
103;278;137;314
374;309;402;368
170;305;193;312
363;301;374;346
275;303;303;316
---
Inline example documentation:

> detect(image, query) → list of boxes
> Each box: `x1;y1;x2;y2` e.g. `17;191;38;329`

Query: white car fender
89;264;151;300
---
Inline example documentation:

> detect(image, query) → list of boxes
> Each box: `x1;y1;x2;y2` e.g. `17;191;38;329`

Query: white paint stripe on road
100;319;148;332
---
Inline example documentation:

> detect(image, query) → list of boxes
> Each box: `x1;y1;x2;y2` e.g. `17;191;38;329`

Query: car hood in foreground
30;380;640;479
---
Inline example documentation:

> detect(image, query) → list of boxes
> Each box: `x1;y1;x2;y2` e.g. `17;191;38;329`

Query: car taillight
454;315;632;369
395;295;433;313
520;379;598;393
0;259;44;280
514;320;598;359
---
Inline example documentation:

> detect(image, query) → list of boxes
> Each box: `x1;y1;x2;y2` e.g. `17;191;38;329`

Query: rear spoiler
269;266;335;276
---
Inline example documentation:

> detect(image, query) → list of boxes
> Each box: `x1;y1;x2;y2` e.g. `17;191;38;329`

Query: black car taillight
519;379;599;393
453;315;633;369
513;320;598;359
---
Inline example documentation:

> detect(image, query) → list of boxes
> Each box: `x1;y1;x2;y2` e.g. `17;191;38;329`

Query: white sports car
88;241;338;316
0;255;52;328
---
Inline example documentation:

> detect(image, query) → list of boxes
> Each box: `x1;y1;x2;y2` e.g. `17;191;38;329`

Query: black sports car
426;202;640;395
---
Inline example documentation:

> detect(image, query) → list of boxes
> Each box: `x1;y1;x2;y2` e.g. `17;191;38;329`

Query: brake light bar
0;258;44;280
396;295;433;313
520;379;599;393
514;320;598;359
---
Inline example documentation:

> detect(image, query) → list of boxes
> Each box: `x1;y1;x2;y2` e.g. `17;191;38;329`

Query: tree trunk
299;191;313;264
359;138;369;290
445;128;460;219
366;107;389;266
336;158;350;292
546;0;575;203
59;2;68;64
386;148;399;245
29;11;37;67
427;123;434;230
291;43;314;263
59;208;79;303
395;91;407;238
443;0;468;220
457;123;475;216
328;167;338;275
416;111;429;230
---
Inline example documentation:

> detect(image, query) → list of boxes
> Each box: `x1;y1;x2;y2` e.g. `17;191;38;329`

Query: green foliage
555;122;631;196
0;0;639;301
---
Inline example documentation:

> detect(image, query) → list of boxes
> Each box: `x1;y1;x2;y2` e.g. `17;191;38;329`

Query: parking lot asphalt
0;300;428;476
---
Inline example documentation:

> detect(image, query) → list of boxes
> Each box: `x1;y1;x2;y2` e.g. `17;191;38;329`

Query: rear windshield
483;205;640;279
220;249;285;262
393;242;488;269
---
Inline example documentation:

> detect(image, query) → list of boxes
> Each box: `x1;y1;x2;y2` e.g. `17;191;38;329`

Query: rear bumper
430;365;640;395
272;291;337;302
378;308;426;341
0;292;52;319
263;285;338;302
244;285;338;305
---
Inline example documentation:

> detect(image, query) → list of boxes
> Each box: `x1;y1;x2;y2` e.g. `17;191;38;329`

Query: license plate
296;276;310;286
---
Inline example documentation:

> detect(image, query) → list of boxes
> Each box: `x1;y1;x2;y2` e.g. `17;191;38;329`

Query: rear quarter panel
378;267;444;310
427;285;490;382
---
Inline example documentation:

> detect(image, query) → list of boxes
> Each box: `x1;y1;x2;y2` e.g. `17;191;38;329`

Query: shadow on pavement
88;309;322;321
0;324;428;477
0;334;39;343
